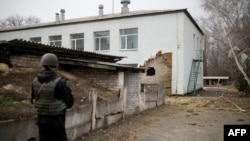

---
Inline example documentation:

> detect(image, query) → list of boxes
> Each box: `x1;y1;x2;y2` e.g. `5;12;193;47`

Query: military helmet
40;53;59;67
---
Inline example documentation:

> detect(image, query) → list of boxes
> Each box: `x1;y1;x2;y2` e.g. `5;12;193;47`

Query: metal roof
0;39;144;71
0;39;124;63
0;9;204;35
59;57;144;71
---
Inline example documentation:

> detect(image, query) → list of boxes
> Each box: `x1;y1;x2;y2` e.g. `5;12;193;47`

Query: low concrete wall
0;117;38;141
0;102;124;141
0;85;165;141
142;84;165;111
0;89;126;141
96;99;124;118
66;104;92;140
66;90;126;140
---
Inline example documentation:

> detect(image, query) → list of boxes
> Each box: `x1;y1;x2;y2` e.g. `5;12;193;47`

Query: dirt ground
77;87;250;141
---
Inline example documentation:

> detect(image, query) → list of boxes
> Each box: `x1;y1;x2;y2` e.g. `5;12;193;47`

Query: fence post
121;88;127;120
90;88;97;131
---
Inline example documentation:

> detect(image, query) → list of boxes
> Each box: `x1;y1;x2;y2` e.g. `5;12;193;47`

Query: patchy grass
0;96;36;121
0;70;38;120
0;96;24;109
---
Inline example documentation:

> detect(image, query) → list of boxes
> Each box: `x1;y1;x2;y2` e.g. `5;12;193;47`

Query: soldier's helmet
40;53;58;67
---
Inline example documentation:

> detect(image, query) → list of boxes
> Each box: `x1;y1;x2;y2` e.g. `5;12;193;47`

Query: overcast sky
0;0;205;23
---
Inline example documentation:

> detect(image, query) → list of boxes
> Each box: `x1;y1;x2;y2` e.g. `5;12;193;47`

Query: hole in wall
146;67;155;76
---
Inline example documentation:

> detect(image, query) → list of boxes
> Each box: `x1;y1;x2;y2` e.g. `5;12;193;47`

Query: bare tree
0;15;41;28
199;16;237;78
199;0;250;84
25;16;41;25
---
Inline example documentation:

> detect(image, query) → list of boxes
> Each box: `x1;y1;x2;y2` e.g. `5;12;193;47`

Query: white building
0;1;204;95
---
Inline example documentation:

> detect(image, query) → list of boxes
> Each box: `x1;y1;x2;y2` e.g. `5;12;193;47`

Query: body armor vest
33;77;67;115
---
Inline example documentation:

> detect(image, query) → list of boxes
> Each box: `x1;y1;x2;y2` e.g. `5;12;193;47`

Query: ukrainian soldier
31;53;73;141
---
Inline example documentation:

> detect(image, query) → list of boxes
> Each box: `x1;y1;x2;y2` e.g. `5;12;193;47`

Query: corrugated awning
0;39;124;63
0;39;144;71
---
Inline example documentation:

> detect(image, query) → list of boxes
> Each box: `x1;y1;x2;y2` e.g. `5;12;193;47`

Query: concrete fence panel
143;84;165;111
66;104;92;140
96;100;123;118
0;117;38;141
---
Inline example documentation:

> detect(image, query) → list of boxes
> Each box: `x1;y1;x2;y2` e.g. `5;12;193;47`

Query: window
94;31;110;51
30;37;41;43
120;28;138;50
70;33;84;50
49;35;61;46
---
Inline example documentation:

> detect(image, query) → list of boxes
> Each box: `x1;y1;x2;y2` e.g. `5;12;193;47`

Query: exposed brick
10;55;40;68
141;53;172;96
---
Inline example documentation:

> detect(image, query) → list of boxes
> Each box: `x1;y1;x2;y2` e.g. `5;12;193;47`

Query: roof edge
182;9;204;35
0;9;204;35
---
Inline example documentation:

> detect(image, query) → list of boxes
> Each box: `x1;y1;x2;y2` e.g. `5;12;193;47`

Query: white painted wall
182;13;204;94
171;13;184;95
0;11;204;95
0;13;179;65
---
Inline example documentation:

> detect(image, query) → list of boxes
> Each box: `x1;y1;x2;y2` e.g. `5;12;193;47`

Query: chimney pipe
55;13;59;23
99;4;104;17
121;0;130;14
60;9;65;21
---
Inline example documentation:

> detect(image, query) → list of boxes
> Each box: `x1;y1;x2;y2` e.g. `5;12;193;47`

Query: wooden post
122;88;127;120
90;89;97;131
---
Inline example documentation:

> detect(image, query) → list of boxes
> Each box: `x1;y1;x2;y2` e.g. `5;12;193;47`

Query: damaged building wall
141;52;172;96
81;69;119;92
7;54;121;93
70;68;120;92
0;54;43;73
10;55;40;68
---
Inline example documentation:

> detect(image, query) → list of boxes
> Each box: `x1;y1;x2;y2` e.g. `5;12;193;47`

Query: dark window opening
141;84;144;92
147;67;155;76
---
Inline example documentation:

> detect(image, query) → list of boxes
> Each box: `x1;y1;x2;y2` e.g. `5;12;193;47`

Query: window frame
94;31;110;51
30;37;41;43
49;35;62;46
120;28;138;50
70;33;84;50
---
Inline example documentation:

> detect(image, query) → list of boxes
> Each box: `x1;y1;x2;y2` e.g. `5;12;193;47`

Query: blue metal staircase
187;50;203;95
